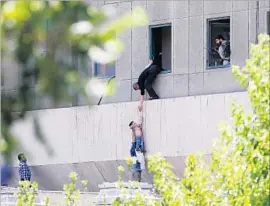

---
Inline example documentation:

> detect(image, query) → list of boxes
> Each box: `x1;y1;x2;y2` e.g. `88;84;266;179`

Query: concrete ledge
1;186;97;206
8;155;210;192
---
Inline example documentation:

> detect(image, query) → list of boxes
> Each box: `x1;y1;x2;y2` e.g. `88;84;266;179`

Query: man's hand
138;104;143;112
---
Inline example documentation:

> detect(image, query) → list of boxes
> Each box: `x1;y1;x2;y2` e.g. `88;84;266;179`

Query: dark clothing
138;64;161;97
132;170;142;182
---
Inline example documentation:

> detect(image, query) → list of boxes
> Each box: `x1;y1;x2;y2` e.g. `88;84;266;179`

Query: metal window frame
206;16;231;70
94;62;116;79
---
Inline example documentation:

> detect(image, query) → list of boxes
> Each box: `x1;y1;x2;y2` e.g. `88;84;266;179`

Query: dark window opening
94;63;115;78
150;24;172;71
207;18;230;69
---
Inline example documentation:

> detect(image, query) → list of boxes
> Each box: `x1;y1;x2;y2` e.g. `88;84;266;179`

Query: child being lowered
129;111;145;152
129;111;146;174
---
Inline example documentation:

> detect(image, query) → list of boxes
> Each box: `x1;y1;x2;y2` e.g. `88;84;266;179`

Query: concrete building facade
2;1;270;191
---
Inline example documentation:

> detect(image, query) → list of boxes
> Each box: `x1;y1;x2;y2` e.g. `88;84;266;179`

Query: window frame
149;23;172;74
93;62;116;79
206;16;231;70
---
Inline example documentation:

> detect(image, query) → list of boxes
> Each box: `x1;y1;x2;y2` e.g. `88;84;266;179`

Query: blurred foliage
1;1;148;163
16;181;39;206
14;172;88;206
63;172;81;205
113;34;270;205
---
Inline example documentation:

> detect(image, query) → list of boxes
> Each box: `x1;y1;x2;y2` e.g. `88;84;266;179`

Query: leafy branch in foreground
1;0;148;162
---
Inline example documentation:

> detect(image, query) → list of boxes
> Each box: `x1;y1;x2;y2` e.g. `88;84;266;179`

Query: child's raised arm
139;110;143;126
139;111;144;140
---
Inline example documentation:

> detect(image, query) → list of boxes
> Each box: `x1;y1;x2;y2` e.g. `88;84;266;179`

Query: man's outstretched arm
139;95;144;111
137;76;145;111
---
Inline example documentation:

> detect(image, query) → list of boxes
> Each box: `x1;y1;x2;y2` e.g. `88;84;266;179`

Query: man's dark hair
132;82;138;90
215;35;225;40
18;153;24;161
129;121;134;127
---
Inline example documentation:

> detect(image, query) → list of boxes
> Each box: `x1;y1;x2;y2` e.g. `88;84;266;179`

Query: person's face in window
215;38;222;45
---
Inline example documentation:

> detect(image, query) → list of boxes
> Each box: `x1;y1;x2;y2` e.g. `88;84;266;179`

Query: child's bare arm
131;130;135;142
139;111;144;140
139;111;143;126
141;128;144;141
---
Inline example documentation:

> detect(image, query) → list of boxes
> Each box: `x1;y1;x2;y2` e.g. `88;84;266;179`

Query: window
207;17;230;69
94;62;115;78
267;11;270;35
149;24;172;72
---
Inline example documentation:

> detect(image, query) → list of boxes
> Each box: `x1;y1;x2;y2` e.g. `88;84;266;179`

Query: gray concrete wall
10;91;251;165
9;91;252;191
2;1;269;109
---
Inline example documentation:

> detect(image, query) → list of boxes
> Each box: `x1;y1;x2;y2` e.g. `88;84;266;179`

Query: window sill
206;65;231;70
95;76;115;80
160;69;172;74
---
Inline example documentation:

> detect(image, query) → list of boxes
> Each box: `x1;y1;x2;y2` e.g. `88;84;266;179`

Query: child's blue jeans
135;136;144;151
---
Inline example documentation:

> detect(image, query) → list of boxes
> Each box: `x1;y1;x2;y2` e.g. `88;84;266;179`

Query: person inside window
214;35;231;66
